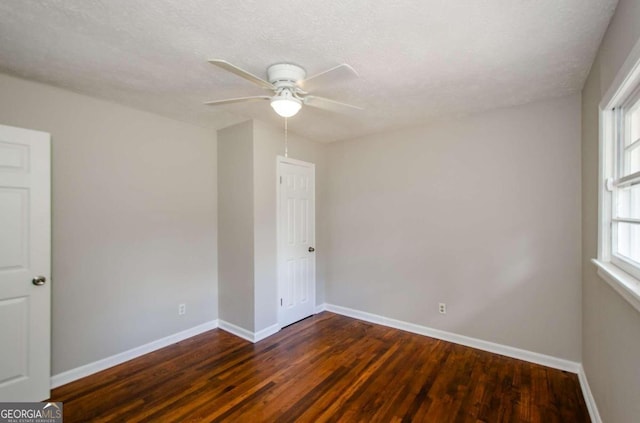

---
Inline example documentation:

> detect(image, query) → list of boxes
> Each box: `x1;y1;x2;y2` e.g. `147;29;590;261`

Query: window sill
591;259;640;313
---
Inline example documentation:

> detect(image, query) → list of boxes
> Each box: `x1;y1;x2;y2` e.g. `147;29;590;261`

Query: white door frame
276;155;316;328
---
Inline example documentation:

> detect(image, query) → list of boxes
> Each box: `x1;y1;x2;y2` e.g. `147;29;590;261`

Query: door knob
308;247;315;252
32;276;46;286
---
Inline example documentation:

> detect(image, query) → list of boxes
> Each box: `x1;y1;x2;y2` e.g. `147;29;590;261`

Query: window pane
625;142;640;175
617;183;640;219
622;102;640;176
616;222;640;264
629;104;640;146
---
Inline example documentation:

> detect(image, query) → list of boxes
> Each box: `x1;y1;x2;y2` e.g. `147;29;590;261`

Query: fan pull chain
284;117;288;158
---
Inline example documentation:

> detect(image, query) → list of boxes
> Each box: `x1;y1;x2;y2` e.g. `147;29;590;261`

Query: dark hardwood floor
50;312;589;422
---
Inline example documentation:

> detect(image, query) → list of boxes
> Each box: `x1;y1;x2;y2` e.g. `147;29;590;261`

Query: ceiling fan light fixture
271;98;301;117
270;90;302;117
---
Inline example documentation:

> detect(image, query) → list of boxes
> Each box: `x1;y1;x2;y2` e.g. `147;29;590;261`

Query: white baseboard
218;320;254;342
51;319;219;389
324;303;581;373
578;365;602;423
254;323;280;342
217;320;281;343
315;303;326;314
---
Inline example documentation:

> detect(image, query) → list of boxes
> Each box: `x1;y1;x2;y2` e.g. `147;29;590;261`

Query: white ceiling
0;0;618;142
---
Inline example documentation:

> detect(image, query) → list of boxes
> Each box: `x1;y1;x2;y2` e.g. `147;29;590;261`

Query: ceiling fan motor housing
267;63;306;88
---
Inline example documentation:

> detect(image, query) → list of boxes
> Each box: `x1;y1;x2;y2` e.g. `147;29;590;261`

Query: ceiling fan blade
298;64;359;91
208;59;275;90
204;96;271;106
303;96;363;113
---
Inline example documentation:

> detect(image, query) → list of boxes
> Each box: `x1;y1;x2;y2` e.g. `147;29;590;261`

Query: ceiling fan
205;60;362;118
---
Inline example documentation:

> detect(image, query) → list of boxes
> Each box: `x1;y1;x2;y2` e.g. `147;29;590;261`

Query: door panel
0;124;50;401
278;158;315;327
0;297;28;385
0;188;29;269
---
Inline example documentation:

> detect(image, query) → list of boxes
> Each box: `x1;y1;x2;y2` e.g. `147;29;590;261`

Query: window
596;40;640;312
610;89;640;279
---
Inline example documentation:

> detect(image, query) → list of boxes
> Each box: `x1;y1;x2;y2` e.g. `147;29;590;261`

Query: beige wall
217;121;255;330
326;95;582;360
581;0;640;420
0;73;218;374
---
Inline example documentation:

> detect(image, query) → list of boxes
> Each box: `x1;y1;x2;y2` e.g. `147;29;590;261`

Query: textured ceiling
0;0;618;142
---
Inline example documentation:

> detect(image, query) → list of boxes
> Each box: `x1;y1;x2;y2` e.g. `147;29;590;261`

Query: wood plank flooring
50;312;589;422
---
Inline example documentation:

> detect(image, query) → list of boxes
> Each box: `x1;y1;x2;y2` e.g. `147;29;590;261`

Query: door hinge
279;176;282;184
280;298;283;306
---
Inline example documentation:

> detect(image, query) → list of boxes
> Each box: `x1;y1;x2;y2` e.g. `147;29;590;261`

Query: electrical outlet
178;303;186;316
438;303;446;314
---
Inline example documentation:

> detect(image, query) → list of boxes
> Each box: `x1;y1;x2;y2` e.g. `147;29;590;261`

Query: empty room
1;0;639;422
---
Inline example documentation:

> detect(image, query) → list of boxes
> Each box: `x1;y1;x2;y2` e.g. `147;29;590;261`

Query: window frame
596;38;640;313
609;88;640;280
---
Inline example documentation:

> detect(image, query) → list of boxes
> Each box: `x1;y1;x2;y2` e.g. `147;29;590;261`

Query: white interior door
278;157;315;327
0;124;51;401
